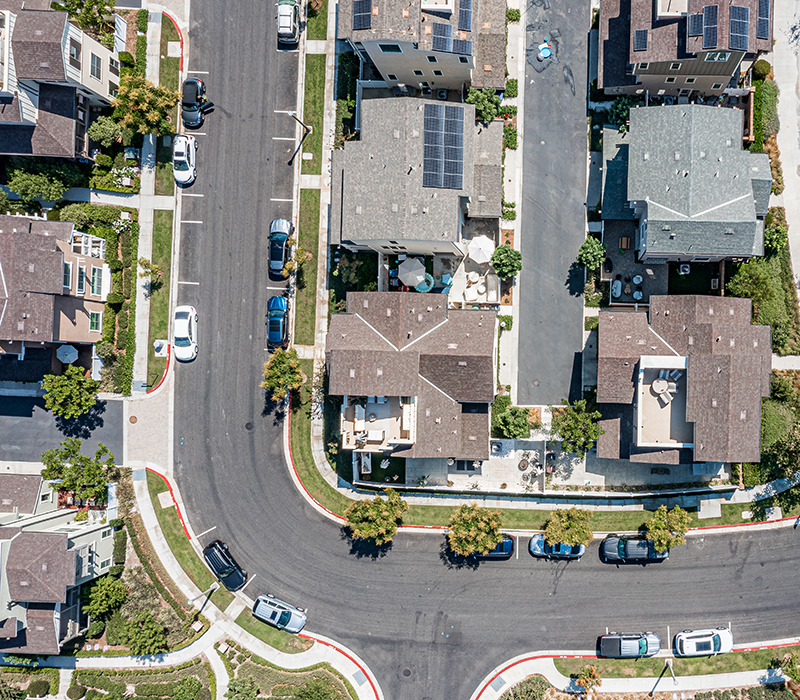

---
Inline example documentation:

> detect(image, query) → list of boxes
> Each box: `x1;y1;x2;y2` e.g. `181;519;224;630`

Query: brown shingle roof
0;84;76;157
0;475;42;513
11;11;67;81
5;531;75;603
0;604;59;655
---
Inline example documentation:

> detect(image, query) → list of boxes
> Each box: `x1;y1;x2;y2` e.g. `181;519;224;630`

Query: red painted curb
146;467;192;540
162;11;184;72
148;344;171;394
298;634;380;700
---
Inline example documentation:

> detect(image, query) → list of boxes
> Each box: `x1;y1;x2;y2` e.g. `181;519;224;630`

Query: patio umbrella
398;257;426;286
56;344;78;364
468;235;495;264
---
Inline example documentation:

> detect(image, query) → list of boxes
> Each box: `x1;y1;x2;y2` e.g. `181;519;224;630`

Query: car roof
268;296;288;311
270;218;292;235
182;80;199;101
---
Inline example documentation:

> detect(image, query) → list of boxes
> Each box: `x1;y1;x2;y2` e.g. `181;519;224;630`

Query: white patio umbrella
468;235;495;264
56;344;78;364
398;257;426;286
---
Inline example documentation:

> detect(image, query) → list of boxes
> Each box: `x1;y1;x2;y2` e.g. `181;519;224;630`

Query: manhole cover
129;416;138;424
402;669;411;678
397;665;416;683
245;422;254;431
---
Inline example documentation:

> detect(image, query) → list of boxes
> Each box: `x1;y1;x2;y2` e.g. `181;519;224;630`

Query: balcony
341;396;416;452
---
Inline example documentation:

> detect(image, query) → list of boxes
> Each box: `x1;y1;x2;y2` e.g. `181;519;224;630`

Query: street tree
124;612;168;655
496;406;531;440
40;437;116;501
576;237;606;271
52;0;116;31
7;170;68;203
88;116;123;148
491;244;523;280
447;503;503;556
466;87;502;122
42;364;100;418
544;507;594;547
86;575;127;618
575;665;603;692
727;259;774;309
260;349;304;402
549;399;604;459
225;678;258;700
112;76;180;136
645;505;692;553
137;257;161;279
344;489;408;545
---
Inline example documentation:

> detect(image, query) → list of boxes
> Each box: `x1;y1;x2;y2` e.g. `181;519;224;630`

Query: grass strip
554;644;800;679
160;15;180;131
294;190;320;346
234;609;313;655
146;210;173;388
301;54;326;175
306;0;328;40
146;471;234;610
154;137;174;197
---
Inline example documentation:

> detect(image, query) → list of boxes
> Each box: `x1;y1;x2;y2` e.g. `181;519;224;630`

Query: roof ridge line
418;371;456;403
402;315;449;350
689;192;751;219
352;312;399;351
647;325;682;356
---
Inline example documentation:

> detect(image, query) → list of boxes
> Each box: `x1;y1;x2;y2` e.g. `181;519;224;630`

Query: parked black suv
203;540;248;591
600;534;668;565
181;78;212;128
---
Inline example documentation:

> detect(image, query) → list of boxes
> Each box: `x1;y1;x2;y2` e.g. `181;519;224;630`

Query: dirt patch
501;277;513;305
529;407;541;425
118;10;139;53
502;228;514;247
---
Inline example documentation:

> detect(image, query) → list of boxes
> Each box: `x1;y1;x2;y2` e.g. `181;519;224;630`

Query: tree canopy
576;238;606;271
86;575;128;618
52;0;116;31
40;437;116;501
112;76;180;136
608;95;639;129
124;612;168;656
344;489;408;545
544;508;594;547
260;349;304;402
447;503;503;556
88;115;124;148
225;677;258;700
42;364;100;419
466;87;502;122
496;406;531;440
645;505;691;553
491;245;523;280
295;678;337;700
549;399;604;458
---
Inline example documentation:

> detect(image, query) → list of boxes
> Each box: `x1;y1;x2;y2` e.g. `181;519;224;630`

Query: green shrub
102;612;127;646
112;270;123;295
84;691;101;700
741;462;762;488
751;80;764;152
503;675;550;700
505;79;518;98
67;686;86;700
113;528;127;564
135;35;147;76
753;59;771;82
466;87;502;122
85;620;105;639
503;126;517;150
194;690;210;700
108;258;124;271
123;269;132;299
59;202;135;228
761;399;794;450
118;51;135;67
76;674;125;696
121;229;132;267
108;564;125;578
501;208;517;220
102;305;117;343
608;95;639;129
506;8;520;22
135;683;178;697
497;315;513;331
576;237;606;271
106;291;124;306
26;680;49;698
137;8;149;32
585;316;599;332
761;80;780;138
94;154;113;169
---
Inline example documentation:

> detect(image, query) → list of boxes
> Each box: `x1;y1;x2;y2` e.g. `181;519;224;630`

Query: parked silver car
675;628;733;657
252;594;307;634
599;632;661;658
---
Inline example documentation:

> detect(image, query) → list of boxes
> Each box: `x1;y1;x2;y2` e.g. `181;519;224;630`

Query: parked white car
173;305;198;362
674;628;733;657
172;134;197;186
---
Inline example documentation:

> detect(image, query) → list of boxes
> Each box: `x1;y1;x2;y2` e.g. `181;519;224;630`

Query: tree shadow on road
438;539;479;571
55;401;107;439
564;261;584;297
339;527;393;559
261;392;286;426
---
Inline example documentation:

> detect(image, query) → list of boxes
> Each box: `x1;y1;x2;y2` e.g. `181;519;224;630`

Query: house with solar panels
337;0;506;95
598;0;772;98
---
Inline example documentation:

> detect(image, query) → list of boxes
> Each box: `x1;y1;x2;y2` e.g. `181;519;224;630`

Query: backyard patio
600;220;668;305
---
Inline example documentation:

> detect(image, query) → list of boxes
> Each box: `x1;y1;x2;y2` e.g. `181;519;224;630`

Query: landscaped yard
73;659;213;698
146;471;235;610
306;0;328;40
302;53;326;175
147;209;173;389
294;189;320;346
234;608;313;654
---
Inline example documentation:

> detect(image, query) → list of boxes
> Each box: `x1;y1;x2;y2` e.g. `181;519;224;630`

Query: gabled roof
0;475;42;514
11;10;67;81
0;84;76;157
2;529;75;603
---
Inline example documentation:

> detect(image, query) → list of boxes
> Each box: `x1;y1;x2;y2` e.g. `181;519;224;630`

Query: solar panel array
688;13;703;36
633;29;648;51
703;5;718;49
431;22;453;52
422;104;464;190
352;0;371;30
729;5;749;50
757;0;769;39
453;39;473;54
458;0;473;32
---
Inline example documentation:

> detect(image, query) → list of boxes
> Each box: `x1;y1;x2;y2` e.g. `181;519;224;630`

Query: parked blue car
529;534;586;560
474;534;515;560
266;295;289;350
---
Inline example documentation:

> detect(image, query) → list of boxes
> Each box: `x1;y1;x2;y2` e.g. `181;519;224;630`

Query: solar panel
729;5;749;51
633;29;648;51
458;0;472;31
452;39;472;55
757;0;769;39
688;13;703;36
703;5;718;49
423;104;463;190
352;0;371;30
431;22;453;52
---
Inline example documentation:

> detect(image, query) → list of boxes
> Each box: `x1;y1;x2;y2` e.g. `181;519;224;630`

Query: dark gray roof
601;127;636;221
0;604;59;655
0;474;42;513
11;10;67;81
468;120;503;217
0;94;23;124
0;84;76;157
330;98;476;245
4;530;75;603
627;105;769;258
471;0;506;89
598;0;638;90
597;404;692;463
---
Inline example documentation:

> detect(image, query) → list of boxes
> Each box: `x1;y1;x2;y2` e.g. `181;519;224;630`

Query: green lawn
306;0;328;40
554;644;800;679
146;210;173;389
146;471;234;610
234;609;313;654
301;54;326;175
155;137;174;197
160;15;180;131
294;190;320;346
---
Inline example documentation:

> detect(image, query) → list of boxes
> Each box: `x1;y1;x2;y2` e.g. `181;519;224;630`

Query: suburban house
330;97;503;256
326;292;497;476
602;104;770;264
0;213;110;362
0;0;127;157
338;0;506;95
596;295;771;466
0;473;117;654
598;0;772;98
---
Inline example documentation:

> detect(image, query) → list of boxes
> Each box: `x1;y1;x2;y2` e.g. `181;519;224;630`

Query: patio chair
659;392;673;407
658;369;669;380
667;381;677;392
670;370;683;380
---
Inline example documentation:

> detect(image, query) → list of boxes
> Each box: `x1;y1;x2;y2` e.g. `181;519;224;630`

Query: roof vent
393;129;400;139
426;409;431;417
28;264;34;273
730;338;735;347
362;299;369;308
386;308;392;316
39;62;49;68
662;225;671;231
34;29;43;35
740;410;747;420
458;361;467;367
447;343;458;349
674;152;680;161
726;138;732;147
724;228;734;235
412;128;420;138
623;361;629;366
688;335;693;345
411;205;418;215
356;205;363;215
392;203;399;213
350;369;356;378
753;339;758;347
377;368;383;376
435;418;441;424
643;152;649;161
729;308;735;315
700;150;706;159
711;398;717;407
709;308;714;315
19;581;28;587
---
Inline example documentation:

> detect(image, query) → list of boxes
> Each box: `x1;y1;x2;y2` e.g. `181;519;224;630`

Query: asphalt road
516;0;589;405
0;397;122;463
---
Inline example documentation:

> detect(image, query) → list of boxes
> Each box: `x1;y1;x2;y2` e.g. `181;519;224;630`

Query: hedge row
112;528;127;564
135;35;147;76
137;9;149;32
75;672;126;696
121;223;139;395
1;667;59;695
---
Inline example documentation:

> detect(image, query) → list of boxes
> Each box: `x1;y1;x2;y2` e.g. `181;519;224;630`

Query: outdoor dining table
652;378;669;394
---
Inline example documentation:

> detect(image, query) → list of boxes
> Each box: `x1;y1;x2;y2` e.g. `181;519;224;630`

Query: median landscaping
234;608;313;654
146;210;173;388
293;189;320;346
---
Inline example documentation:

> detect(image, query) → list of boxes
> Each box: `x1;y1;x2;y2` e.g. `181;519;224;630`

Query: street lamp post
187;582;219;607
665;658;678;686
287;110;312;167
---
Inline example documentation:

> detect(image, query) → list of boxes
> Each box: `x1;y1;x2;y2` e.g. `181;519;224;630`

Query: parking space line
178;281;200;285
272;137;295;141
190;132;207;136
189;70;209;74
274;109;291;114
195;525;217;538
266;286;286;290
182;193;204;197
270;198;292;202
181;220;203;224
241;574;257;592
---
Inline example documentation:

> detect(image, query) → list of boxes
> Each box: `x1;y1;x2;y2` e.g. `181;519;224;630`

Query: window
433;69;443;76
109;57;120;76
427;55;438;63
101;528;112;539
638;62;649;70
711;82;723;89
705;51;730;61
90;267;102;296
77;265;86;294
108;82;118;97
665;77;676;83
386;73;398;81
459;56;469;64
670;62;681;70
63;261;72;289
379;44;402;53
413;69;424;76
90;53;102;80
40;492;52;503
100;558;111;569
90;311;101;332
69;39;81;68
679;88;691;96
685;77;696;84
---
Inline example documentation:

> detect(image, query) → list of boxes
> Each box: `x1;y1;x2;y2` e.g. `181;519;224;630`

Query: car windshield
173;157;189;171
219;566;235;578
618;539;626;558
175;335;191;347
277;610;291;628
639;638;647;655
183;102;199;112
713;635;721;652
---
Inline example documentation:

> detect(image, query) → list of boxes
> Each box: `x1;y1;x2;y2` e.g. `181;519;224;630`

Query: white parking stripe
272;137;295;141
195;525;217;538
182;193;204;197
190;132;207;136
270;198;292;202
189;70;209;74
274;109;291;113
178;281;200;285
266;286;286;290
181;220;203;224
241;574;257;592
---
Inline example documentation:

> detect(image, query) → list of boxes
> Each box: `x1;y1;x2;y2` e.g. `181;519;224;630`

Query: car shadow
55;401;107;438
339;527;393;559
438;540;479;571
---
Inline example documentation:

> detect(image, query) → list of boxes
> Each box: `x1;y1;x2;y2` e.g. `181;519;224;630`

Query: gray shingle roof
627;105;769;258
0;475;42;513
4;530;75;603
468;120;503;217
601;127;636;221
11;10;67;81
0;84;76;157
471;0;506;89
